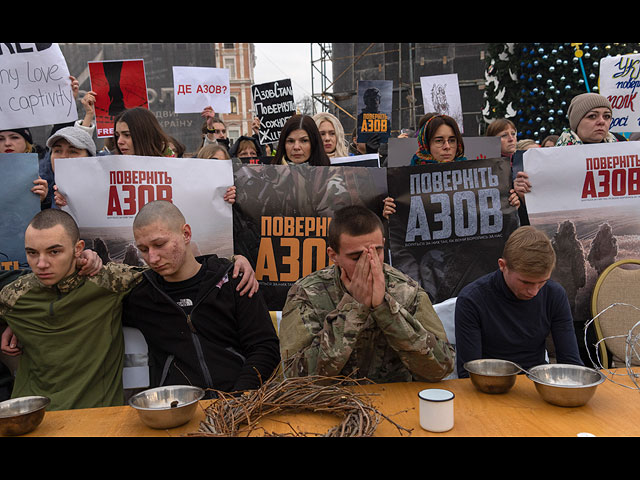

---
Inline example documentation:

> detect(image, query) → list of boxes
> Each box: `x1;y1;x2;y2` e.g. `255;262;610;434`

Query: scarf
410;115;467;165
555;128;619;146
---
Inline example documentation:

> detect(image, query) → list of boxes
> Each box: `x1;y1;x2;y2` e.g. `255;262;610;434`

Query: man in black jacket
123;200;280;396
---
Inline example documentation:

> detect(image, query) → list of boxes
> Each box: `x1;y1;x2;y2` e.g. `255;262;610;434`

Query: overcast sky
253;43;331;104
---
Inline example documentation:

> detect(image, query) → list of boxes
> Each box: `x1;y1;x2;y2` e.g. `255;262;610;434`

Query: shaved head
132;200;201;282
133;201;185;233
28;208;80;243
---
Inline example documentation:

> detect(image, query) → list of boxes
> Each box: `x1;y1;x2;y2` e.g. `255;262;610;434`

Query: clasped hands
340;246;385;310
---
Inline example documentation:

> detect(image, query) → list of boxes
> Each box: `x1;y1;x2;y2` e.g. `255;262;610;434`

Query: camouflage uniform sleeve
370;272;455;382
87;262;147;293
279;281;372;378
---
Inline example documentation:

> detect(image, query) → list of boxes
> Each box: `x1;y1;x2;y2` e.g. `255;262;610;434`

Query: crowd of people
0;74;631;411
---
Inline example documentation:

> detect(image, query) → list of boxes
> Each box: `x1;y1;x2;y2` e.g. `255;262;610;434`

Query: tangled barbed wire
584;302;640;391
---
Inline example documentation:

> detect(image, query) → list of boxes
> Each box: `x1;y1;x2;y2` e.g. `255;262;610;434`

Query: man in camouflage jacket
279;205;455;383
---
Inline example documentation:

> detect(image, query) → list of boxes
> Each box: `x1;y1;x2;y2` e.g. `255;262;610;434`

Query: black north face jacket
123;255;280;395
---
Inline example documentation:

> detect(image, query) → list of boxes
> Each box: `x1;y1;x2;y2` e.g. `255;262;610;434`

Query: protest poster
523;143;640;336
232;163;388;310
420;74;464;133
172;66;231;114
0;153;41;271
0;43;77;130
599;53;640;133
88;59;149;138
54;155;234;265
356;80;392;144
387;157;519;304
251;79;296;145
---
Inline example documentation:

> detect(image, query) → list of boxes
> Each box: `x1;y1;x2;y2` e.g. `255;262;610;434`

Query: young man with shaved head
455;226;584;378
0;209;142;410
279;205;455;383
123;201;280;396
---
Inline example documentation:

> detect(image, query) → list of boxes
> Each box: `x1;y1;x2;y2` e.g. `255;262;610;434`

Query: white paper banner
599;53;640;133
0;43;78;129
523;142;640;214
55;155;234;260
172;66;230;114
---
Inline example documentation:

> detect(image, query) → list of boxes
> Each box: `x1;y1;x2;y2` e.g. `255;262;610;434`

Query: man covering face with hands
279;205;455;383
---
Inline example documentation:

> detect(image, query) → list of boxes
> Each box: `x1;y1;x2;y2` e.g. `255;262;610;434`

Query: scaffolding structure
310;43;385;121
310;43;333;114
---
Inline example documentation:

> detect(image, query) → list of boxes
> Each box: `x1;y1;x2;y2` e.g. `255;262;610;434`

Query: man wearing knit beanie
567;93;613;144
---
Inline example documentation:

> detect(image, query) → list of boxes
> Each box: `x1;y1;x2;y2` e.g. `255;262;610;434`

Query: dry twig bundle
188;373;412;437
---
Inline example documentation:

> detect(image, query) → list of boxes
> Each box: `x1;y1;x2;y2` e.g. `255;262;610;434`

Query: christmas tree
482;43;640;142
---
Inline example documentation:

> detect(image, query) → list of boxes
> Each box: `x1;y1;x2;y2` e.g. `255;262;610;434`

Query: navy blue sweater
455;269;583;378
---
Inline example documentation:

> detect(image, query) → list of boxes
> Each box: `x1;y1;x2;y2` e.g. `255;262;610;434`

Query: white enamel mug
418;388;455;432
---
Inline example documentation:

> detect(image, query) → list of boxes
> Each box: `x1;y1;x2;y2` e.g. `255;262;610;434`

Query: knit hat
46;126;96;156
4;128;33;144
568;93;612;132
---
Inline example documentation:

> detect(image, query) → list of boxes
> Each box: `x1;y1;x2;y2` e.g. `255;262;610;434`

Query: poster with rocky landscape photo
523;143;640;359
54;155;234;267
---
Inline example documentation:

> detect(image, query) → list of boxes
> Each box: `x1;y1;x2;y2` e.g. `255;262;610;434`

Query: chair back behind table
591;259;640;368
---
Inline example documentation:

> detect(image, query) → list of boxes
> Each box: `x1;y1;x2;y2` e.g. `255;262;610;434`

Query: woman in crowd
270;114;331;166
47;127;96;173
516;139;540;150
113;107;175;157
197;144;231;160
410;114;467;165
0;128;43;157
540;135;559;147
312;112;350;159
387;115;463;218
557;93;619;146
229;136;262;162
485;118;518;161
514;93;619;196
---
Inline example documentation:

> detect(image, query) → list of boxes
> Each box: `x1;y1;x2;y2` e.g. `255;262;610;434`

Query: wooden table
17;368;640;437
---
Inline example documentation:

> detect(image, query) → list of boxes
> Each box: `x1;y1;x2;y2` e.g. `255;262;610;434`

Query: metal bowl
129;385;205;429
0;396;50;436
463;359;521;394
526;364;605;407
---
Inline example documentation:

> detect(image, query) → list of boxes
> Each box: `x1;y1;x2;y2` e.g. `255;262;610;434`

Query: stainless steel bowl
526;364;605;407
129;385;205;429
0;396;50;436
463;359;521;394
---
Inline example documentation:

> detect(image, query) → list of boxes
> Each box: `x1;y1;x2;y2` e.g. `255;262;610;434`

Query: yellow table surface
16;368;640;437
